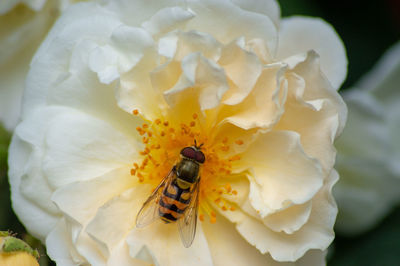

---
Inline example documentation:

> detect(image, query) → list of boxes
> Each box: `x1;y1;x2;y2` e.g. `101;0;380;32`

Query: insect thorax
176;158;199;184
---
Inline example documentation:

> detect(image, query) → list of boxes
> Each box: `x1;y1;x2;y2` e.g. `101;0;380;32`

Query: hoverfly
135;142;205;248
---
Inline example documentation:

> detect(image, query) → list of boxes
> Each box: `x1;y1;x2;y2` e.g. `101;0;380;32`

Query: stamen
131;112;242;223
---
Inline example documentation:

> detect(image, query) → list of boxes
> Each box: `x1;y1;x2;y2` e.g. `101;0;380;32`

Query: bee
135;142;205;248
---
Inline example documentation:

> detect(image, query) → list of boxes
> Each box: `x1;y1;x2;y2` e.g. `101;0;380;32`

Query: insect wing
177;178;200;248
135;170;175;228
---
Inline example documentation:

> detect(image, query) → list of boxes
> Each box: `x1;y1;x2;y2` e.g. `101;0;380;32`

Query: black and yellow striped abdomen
159;179;191;223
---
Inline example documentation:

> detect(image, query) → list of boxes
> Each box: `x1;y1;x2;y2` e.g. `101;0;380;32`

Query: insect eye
180;147;196;160
195;151;205;164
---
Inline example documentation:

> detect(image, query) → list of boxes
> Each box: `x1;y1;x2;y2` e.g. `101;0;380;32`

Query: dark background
0;0;399;265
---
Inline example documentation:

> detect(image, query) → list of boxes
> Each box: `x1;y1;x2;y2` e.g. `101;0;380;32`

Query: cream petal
42;109;140;188
101;0;187;27
85;187;148;254
173;30;222;61
46;219;86;266
186;0;278;55
118;50;167;121
88;25;154;84
276;52;347;172
142;6;195;36
239;130;323;215
202;215;278;266
164;53;229;112
221;63;287;130
8;134;58;242
108;238;153;266
219;39;263;105
229;0;280;28
127;221;213;266
52;167;136;226
222;170;337;261
262;202;312;234
277;17;347;90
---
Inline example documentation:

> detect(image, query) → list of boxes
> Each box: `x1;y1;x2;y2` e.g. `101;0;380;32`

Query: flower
0;0;85;131
8;0;347;265
334;41;400;235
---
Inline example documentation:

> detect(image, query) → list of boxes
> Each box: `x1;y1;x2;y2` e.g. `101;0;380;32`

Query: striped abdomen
159;179;191;223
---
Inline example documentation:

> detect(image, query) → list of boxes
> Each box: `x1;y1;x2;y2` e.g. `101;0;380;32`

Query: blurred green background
1;0;399;265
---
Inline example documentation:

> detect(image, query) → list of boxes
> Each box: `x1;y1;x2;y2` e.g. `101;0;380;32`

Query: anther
192;113;198;119
235;139;244;145
132;109;139;115
130;169;136;175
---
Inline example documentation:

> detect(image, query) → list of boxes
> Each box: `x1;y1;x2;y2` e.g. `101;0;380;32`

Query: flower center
130;110;243;223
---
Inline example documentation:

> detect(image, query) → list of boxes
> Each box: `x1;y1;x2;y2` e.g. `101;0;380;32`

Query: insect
135;142;205;248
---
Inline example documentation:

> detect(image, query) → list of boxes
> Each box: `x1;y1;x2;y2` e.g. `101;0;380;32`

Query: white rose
335;41;400;235
8;0;347;265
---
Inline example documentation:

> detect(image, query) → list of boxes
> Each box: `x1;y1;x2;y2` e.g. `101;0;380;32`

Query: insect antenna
194;139;204;150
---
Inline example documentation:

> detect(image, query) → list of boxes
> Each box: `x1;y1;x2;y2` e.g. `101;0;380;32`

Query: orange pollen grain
132;109;139;115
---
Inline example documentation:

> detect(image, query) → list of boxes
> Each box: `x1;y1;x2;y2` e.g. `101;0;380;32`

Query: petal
88;25;154;84
220;62;287;130
275;51;347;172
202;215;276;266
164;53;229;112
277;17;347;90
229;0;280;28
239;130;323;215
186;0;278;55
262;202;312;234
127;222;213;266
173;30;222;61
42;109;140;188
100;0;187;27
221;170;337;261
219;38;263;105
8;133;58;242
46;219;85;266
85;187;147;254
51;167;136;226
107;238;152;266
141;6;195;36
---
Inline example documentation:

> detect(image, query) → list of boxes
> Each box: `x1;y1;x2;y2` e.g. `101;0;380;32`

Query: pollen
130;110;242;224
